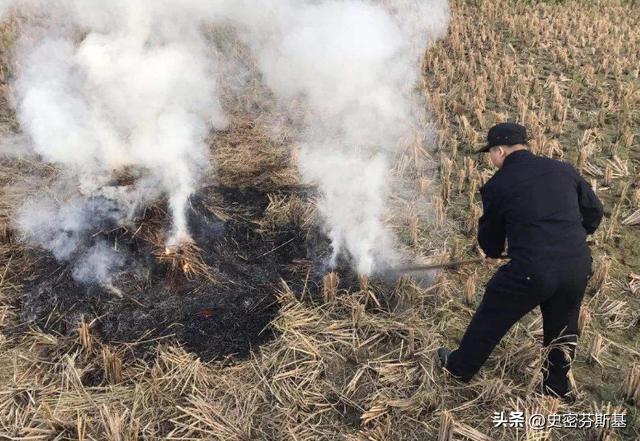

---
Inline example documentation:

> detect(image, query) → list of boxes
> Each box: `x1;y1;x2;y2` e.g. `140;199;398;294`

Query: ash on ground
14;186;326;361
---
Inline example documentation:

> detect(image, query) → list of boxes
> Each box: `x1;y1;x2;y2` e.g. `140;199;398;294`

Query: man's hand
478;247;507;264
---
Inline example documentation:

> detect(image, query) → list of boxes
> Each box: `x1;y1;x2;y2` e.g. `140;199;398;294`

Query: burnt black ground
13;186;328;361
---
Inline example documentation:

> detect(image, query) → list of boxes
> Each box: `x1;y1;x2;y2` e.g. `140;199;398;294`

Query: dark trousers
446;255;592;398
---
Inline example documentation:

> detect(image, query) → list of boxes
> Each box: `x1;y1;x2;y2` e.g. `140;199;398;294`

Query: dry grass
0;0;639;440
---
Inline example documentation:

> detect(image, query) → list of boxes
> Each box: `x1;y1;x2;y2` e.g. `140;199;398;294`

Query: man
437;122;604;401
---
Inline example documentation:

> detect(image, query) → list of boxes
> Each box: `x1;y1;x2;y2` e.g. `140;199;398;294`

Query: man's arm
576;173;604;235
478;186;506;258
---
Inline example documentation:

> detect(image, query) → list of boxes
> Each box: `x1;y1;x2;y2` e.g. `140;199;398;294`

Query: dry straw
323;271;339;303
623;364;640;405
1;0;639;439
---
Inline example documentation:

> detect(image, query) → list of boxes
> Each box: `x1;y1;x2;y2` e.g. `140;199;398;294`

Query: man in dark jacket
437;122;604;400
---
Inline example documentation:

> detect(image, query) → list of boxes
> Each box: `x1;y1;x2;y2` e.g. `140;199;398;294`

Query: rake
390;255;509;274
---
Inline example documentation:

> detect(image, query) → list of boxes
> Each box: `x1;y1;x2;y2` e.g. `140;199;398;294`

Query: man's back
478;150;604;266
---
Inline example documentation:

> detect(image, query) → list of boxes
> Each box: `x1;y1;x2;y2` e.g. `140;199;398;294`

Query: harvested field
1;0;639;440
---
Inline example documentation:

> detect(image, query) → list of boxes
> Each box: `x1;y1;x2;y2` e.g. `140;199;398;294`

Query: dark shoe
437;348;473;383
437;347;451;368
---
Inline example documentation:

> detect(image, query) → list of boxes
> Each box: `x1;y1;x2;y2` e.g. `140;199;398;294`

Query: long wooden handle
392;255;508;273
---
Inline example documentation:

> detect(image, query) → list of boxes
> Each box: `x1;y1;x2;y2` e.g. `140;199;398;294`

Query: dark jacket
478;150;604;265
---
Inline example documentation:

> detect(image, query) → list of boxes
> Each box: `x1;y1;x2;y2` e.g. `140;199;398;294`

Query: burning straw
155;240;217;284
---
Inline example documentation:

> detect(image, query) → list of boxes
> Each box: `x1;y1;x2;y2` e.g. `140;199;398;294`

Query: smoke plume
3;0;227;285
2;0;449;282
215;0;449;274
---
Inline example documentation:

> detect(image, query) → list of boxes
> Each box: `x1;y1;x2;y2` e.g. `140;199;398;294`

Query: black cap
476;122;527;153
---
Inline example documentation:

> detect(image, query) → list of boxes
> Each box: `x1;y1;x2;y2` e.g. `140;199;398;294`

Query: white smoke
72;241;124;287
0;1;12;18
18;1;227;242
4;0;228;284
2;0;449;282
214;0;449;274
